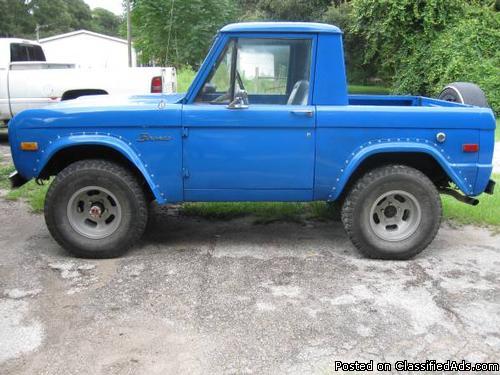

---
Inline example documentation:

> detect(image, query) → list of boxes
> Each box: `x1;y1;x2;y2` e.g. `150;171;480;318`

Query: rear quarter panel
315;105;496;199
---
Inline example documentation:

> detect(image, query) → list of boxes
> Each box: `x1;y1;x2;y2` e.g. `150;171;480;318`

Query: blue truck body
9;22;496;205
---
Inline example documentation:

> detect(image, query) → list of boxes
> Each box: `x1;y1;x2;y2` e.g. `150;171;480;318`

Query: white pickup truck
0;38;177;125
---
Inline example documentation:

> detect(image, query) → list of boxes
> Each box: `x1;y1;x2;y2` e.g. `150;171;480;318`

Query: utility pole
35;24;47;42
126;0;132;67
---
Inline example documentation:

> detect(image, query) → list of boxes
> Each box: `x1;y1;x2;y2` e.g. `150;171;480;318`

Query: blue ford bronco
8;22;496;260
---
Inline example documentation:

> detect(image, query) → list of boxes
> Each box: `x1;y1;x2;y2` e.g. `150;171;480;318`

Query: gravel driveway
1;199;499;374
1;135;499;374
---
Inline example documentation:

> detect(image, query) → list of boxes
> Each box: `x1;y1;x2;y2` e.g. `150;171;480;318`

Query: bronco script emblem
137;133;173;142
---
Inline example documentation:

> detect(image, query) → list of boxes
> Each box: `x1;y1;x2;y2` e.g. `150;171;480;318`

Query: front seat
287;80;310;105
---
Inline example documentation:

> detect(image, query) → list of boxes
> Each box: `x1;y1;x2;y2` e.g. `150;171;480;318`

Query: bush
396;5;499;112
351;0;499;113
131;0;237;67
323;2;378;84
177;67;196;92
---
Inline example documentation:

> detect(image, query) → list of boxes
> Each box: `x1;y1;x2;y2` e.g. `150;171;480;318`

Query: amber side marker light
20;142;39;151
462;144;479;153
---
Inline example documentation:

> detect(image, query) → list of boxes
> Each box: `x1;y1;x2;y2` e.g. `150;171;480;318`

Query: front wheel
44;159;148;258
341;165;442;260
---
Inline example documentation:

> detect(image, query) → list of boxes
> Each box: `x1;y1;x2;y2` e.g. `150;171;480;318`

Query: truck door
182;36;316;201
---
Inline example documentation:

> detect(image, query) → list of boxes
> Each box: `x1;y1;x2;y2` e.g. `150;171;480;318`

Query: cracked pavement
1;199;499;374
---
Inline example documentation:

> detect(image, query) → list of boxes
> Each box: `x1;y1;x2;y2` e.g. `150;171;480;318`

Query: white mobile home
40;30;137;69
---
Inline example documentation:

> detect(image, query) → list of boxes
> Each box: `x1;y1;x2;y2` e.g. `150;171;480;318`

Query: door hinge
182;127;189;138
182;168;190;178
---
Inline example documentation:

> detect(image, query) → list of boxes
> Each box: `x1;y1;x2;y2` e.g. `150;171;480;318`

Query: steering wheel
210;70;246;104
211;92;231;104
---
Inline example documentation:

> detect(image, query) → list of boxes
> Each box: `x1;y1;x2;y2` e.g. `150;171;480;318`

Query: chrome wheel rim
67;186;122;239
369;190;422;242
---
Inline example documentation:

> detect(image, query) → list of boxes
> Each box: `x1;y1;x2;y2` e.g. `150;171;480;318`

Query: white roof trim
39;30;129;45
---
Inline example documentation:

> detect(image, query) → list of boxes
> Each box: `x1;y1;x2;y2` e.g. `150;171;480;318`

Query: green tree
30;0;74;37
66;0;93;30
351;0;499;112
323;1;376;83
351;0;465;82
238;0;352;21
399;5;500;112
29;0;93;38
131;0;237;67
1;0;95;39
0;0;35;38
255;0;331;21
91;7;123;37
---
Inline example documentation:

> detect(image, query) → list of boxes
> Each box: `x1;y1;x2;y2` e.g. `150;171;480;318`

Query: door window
196;38;312;105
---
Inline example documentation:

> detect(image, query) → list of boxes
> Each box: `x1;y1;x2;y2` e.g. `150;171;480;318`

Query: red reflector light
462;144;479;153
151;76;163;93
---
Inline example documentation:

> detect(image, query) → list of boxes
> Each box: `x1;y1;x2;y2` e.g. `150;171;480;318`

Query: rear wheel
45;159;148;258
341;165;442;260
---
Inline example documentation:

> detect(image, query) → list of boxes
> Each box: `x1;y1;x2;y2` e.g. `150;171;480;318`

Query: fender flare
330;140;473;200
37;133;165;203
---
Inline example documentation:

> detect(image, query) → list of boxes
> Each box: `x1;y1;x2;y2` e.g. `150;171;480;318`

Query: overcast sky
84;0;124;15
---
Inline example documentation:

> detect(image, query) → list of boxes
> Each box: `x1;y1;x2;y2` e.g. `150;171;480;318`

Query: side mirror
227;90;249;109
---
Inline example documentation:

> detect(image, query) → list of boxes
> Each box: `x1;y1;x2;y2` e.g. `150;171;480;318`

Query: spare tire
438;82;489;107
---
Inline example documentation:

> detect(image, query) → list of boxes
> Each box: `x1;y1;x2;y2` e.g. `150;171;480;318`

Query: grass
0;164;49;213
177;67;196;92
348;84;391;95
0;164;14;190
181;201;337;224
442;174;500;227
5;180;50;213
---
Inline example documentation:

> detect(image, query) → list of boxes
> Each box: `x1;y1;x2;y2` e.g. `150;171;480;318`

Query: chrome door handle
290;109;314;118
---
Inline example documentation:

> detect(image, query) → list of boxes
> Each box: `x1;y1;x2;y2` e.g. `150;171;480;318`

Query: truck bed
348;94;470;108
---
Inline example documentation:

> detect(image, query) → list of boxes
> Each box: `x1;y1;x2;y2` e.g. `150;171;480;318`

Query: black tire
44;159;148;258
341;165;442;260
438;82;489;107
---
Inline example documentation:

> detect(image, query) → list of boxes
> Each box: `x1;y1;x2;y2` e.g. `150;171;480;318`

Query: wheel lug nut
89;205;103;219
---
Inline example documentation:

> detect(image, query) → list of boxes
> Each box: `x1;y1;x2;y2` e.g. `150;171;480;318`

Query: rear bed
348;94;474;108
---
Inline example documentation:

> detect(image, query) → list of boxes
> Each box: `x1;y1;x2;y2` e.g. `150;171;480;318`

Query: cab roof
0;38;40;46
220;22;342;34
